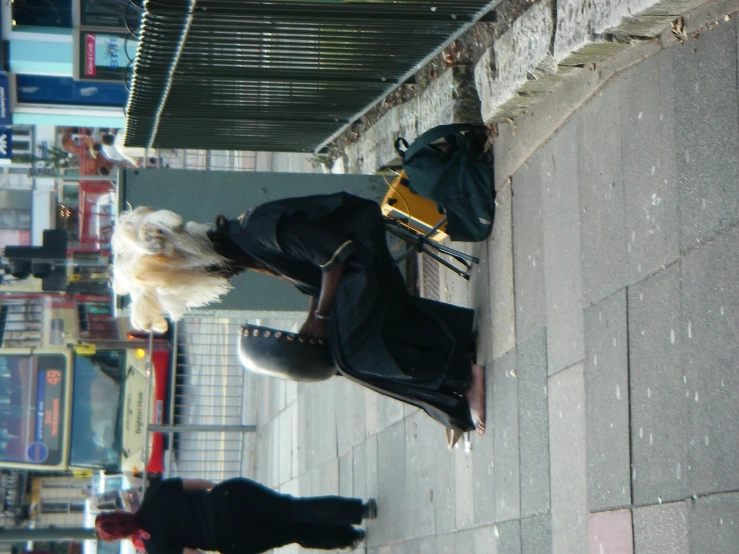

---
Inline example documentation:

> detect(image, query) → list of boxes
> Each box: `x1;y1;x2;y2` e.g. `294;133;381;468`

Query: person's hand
299;315;312;337
300;315;328;339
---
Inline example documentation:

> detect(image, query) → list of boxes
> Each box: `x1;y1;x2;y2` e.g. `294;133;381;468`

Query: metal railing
124;0;497;152
0;298;43;348
0;471;28;526
158;149;259;171
153;315;259;483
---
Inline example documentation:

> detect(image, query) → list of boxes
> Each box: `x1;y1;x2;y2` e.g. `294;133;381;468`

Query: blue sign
0;72;9;126
16;74;129;107
27;441;49;463
0;126;12;159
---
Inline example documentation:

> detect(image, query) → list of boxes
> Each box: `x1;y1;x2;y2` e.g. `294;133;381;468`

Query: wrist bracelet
314;312;330;321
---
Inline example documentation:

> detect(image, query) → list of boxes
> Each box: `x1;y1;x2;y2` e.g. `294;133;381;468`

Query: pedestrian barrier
148;315;259;483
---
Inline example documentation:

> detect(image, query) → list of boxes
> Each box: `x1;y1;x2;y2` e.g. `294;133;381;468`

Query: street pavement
248;11;739;554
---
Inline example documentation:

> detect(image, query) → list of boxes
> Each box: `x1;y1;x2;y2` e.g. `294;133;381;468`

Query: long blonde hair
111;207;232;332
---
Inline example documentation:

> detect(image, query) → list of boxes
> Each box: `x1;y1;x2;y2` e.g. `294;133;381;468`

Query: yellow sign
74;343;97;355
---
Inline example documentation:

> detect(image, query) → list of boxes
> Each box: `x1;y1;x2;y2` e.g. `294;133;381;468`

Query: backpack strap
394;137;410;158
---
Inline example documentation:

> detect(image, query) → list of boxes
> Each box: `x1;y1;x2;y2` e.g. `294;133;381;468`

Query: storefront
5;0;136;127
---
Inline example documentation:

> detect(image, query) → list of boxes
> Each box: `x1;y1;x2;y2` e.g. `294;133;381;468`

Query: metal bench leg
385;216;476;279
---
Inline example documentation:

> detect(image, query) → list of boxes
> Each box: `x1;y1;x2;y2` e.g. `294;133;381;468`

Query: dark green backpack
395;123;495;242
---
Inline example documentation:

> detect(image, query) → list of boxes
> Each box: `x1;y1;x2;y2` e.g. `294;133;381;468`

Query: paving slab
338;450;352;498
620;53;681;283
374;420;407;546
588;509;634;554
403;412;440;539
521;515;553;554
512;158;546;345
351;439;369;502
401;536;437;554
628;264;688;506
454;438;476;531
454;528;477;553
548;363;588;554
335;378;367;457
277;406;294;486
367;389;405;438
688;492;739;553
494;519;522;553
492;348;521;523
681;226;739;495
472;398;496;528
584;290;631;512
297;380;338;472
517;330;550;519
577;84;628;307
433;445;458;536
290;400;299;479
674;21;739;250
436;532;456;554
633;501;689;554
366;433;379;501
541;124;585;375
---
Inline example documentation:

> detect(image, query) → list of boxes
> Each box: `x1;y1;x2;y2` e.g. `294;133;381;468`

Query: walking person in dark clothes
94;477;377;553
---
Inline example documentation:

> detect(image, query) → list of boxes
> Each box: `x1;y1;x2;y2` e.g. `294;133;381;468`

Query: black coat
222;192;476;432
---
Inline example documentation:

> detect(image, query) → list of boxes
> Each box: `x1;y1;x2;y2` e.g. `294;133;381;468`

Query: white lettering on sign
86;34;97;77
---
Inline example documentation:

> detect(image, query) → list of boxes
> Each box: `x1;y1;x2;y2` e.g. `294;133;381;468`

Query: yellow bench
380;170;448;242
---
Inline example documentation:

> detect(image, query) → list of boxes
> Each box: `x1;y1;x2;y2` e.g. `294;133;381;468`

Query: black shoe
341;529;366;551
362;498;377;519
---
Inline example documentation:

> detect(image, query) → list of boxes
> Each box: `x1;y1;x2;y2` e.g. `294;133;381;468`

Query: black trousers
212;478;364;553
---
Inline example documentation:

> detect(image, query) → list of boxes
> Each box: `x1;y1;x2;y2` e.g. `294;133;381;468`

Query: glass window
12;0;73;29
69;352;124;471
12;140;31;152
0;209;32;230
41;501;70;513
42;482;87;488
0;354;67;466
79;0;142;31
62;185;80;205
40;501;86;513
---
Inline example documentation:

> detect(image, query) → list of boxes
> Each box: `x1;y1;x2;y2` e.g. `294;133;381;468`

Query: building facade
3;1;132;130
30;475;91;528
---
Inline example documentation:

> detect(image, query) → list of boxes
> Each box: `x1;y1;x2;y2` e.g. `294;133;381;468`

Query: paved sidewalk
251;11;739;554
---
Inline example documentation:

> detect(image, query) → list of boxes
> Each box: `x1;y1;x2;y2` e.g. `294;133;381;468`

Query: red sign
85;34;97;77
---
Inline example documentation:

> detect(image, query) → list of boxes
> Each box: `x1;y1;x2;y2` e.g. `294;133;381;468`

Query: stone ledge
477;0;709;123
475;1;558;121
